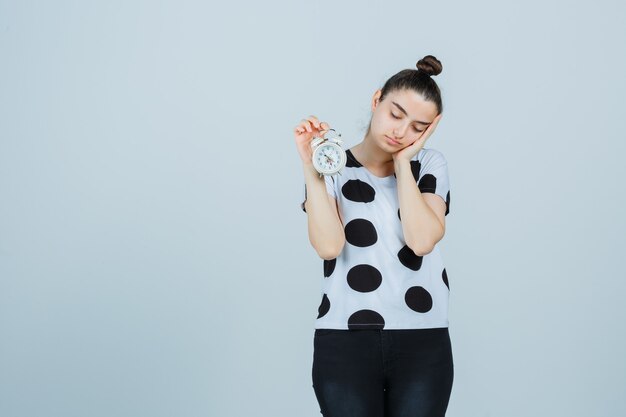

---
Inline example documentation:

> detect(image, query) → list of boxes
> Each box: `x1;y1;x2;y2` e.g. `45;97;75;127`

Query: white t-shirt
301;147;451;330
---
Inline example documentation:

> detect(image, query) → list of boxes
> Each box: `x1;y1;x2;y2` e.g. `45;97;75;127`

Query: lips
386;136;401;145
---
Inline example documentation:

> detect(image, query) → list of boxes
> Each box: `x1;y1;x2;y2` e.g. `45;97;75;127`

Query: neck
353;134;394;168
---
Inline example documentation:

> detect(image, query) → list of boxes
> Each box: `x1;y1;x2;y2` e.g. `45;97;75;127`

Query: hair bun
416;55;443;77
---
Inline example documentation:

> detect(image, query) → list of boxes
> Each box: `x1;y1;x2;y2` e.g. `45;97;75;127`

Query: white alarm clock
310;129;346;177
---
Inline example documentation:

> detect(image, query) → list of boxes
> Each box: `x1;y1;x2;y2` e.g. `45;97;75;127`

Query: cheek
372;113;391;131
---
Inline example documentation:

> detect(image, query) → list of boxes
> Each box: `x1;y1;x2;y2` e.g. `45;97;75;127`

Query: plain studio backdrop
1;1;625;416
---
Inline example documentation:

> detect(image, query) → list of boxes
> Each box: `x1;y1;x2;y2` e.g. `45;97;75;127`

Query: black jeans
312;327;454;417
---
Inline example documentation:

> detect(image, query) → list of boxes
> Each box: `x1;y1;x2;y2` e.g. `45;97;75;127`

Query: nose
392;122;410;139
392;126;405;139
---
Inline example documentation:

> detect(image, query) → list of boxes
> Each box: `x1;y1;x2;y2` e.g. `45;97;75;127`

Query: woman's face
368;88;439;151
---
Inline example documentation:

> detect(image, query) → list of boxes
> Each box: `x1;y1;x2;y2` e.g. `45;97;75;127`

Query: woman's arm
395;159;446;256
302;163;345;260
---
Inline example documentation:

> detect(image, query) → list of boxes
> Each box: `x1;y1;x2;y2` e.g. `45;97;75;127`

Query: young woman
294;55;453;417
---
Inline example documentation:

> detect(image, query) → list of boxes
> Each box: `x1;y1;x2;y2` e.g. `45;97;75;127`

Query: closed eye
391;112;423;133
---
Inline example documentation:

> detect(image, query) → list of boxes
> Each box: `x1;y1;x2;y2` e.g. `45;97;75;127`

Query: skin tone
351;88;442;177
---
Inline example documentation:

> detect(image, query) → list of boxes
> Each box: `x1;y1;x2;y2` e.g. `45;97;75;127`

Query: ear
371;89;382;111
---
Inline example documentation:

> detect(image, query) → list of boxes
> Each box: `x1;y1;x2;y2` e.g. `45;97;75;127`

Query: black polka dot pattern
405;286;433;313
410;160;422;182
317;294;330;318
348;309;385;329
418;174;437;193
344;218;378;247
324;258;336;278
307;148;451;329
347;264;382;292
342;179;376;203
398;245;424;271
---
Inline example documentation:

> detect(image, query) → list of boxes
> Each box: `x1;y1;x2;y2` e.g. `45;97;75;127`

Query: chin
380;139;396;151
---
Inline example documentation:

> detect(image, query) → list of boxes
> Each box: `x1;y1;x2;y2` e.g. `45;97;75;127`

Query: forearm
395;160;444;255
302;163;345;259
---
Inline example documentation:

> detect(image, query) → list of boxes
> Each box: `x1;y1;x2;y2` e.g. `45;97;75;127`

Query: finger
300;119;313;132
307;115;320;126
306;115;321;129
428;114;442;126
422;115;442;138
319;122;332;136
417;128;431;143
426;116;439;132
430;114;442;130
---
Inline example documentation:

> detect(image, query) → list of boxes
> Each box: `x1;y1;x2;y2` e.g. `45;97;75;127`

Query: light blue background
1;1;625;416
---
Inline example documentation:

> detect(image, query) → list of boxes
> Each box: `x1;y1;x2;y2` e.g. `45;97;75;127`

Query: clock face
314;143;344;173
315;143;341;172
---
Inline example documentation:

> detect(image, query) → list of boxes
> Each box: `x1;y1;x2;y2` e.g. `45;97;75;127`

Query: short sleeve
417;150;451;216
300;175;337;213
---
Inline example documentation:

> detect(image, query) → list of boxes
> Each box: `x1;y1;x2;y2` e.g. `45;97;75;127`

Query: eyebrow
391;102;431;125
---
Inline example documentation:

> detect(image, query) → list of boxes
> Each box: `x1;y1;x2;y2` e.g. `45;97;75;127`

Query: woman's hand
294;115;331;166
392;114;443;165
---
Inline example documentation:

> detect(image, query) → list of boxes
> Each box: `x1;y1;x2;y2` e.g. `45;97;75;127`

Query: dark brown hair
379;55;444;115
